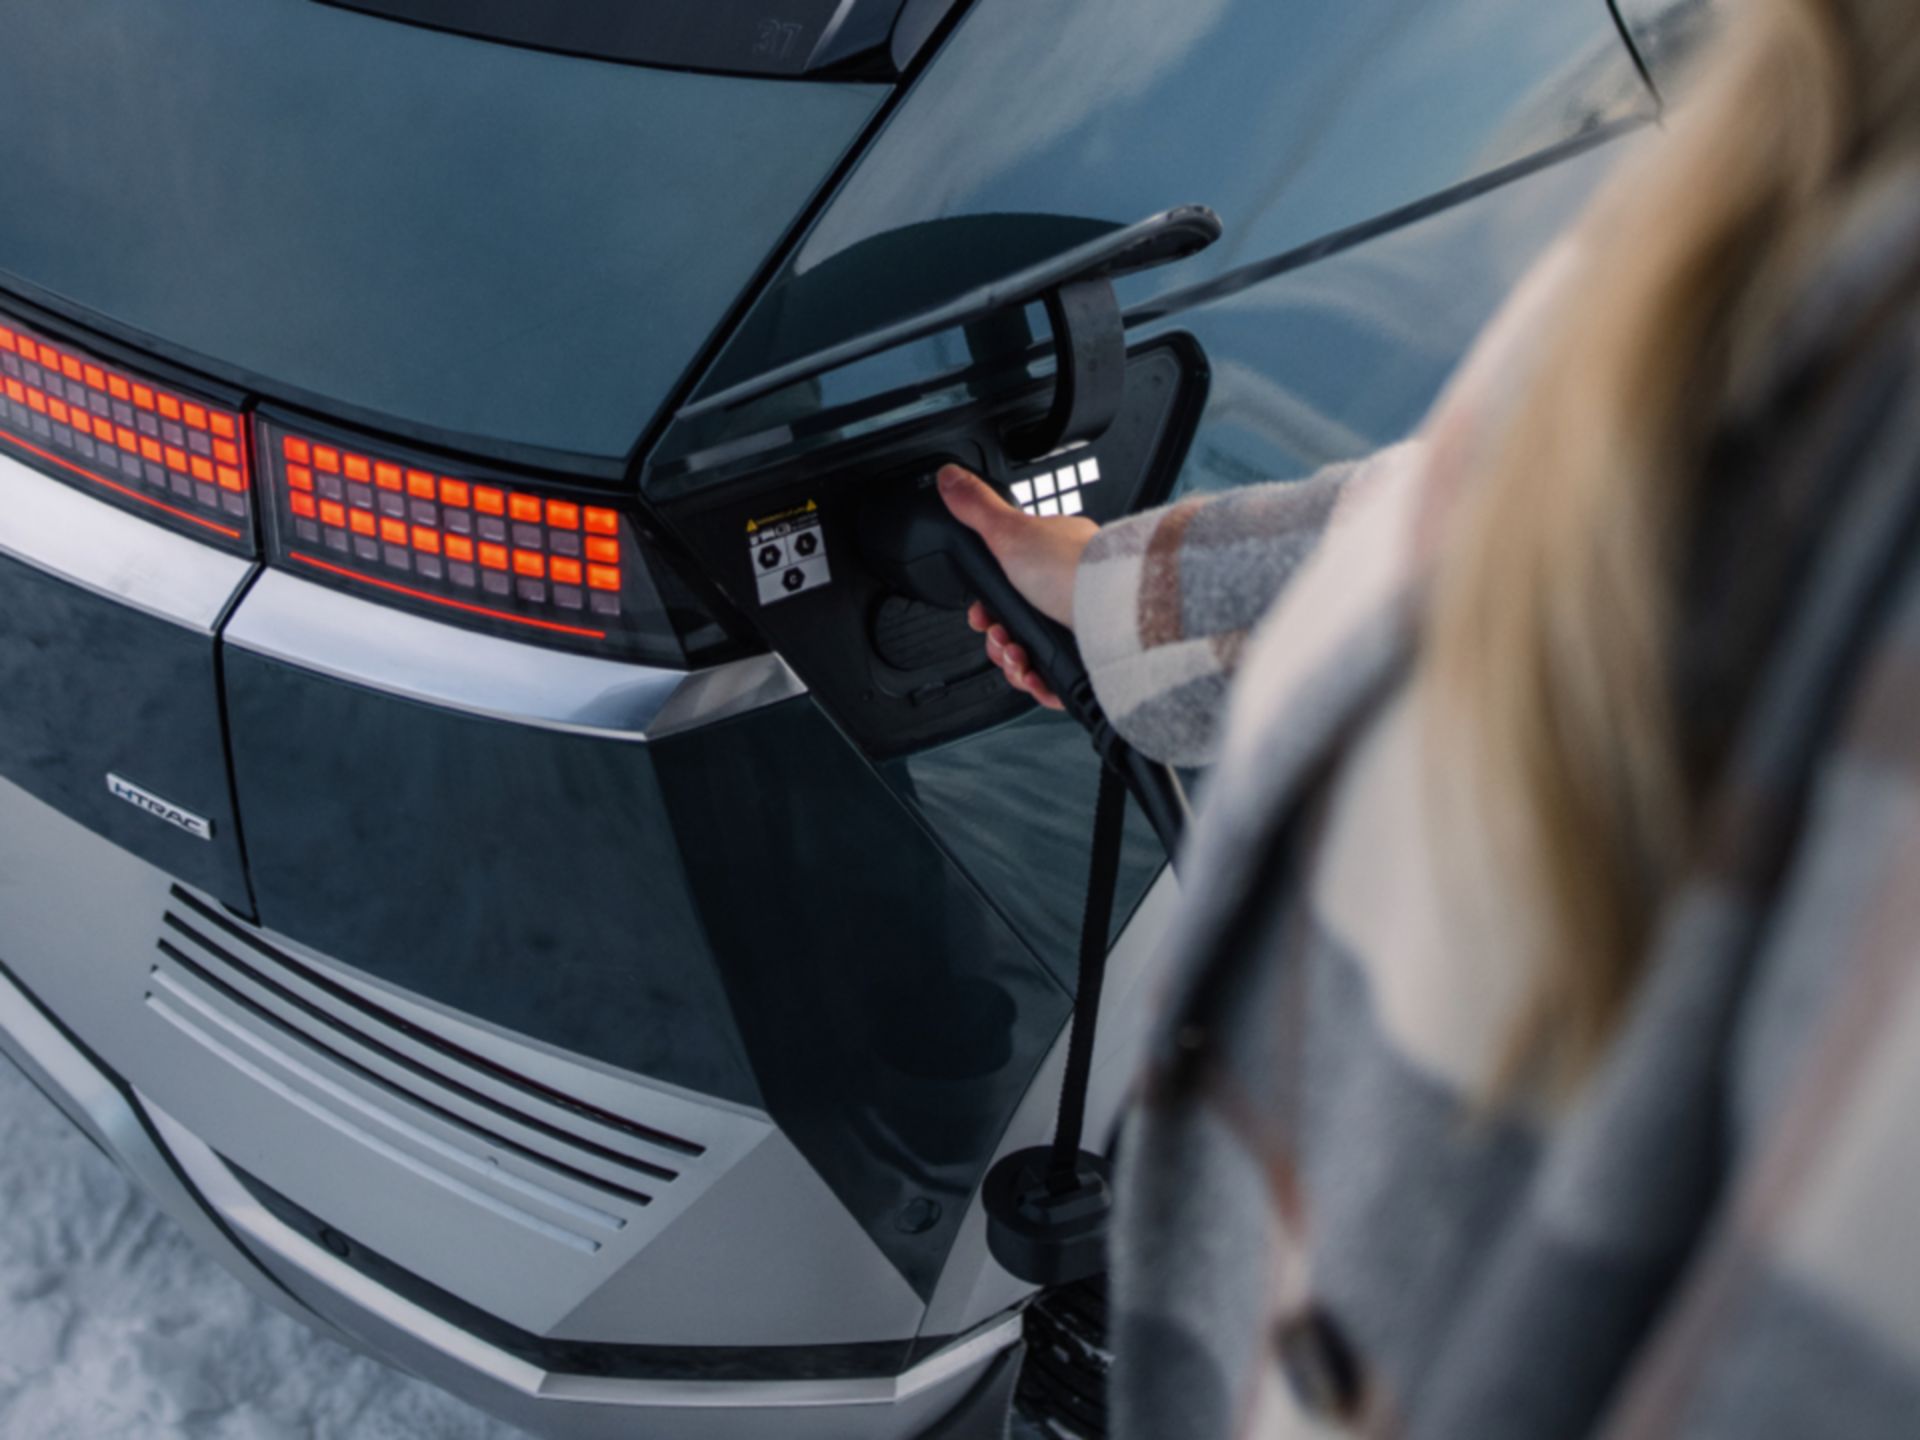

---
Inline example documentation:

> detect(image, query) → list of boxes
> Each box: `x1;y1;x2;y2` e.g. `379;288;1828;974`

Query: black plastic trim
320;0;913;79
229;1158;959;1382
1604;0;1666;110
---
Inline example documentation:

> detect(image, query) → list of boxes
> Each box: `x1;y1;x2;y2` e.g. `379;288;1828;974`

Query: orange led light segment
0;309;253;544
263;417;632;644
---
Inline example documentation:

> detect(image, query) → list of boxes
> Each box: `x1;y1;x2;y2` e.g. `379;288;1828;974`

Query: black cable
1048;761;1130;1191
1117;750;1185;866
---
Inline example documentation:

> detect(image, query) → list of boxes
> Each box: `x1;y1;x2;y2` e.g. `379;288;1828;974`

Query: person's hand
936;464;1097;711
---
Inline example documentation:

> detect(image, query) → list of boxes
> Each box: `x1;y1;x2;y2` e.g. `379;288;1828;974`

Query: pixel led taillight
0;312;251;547
259;419;633;648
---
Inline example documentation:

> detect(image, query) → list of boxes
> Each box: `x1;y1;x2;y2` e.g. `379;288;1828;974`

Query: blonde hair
1428;0;1920;1091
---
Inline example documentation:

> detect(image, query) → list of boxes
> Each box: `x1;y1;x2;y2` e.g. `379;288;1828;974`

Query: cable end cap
984;1147;1112;1287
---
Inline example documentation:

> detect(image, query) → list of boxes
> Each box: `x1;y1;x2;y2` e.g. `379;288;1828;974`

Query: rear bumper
0;911;1022;1440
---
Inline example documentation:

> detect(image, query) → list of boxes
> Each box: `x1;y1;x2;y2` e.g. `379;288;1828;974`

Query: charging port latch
1003;274;1126;464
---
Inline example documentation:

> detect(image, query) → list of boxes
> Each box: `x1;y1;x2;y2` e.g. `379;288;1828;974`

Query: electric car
0;1;1683;1435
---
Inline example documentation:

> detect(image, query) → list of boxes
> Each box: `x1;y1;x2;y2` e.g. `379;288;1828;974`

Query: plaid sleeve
1072;443;1418;766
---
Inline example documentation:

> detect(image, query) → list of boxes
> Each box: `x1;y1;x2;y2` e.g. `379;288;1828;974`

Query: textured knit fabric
1078;178;1920;1439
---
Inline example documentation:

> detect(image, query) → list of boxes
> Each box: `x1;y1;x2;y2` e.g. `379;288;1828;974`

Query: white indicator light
1038;498;1061;517
1034;472;1056;499
1079;458;1102;485
1012;480;1035;506
1061;491;1084;516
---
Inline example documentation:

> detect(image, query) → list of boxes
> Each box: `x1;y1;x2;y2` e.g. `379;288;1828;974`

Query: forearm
1075;443;1419;766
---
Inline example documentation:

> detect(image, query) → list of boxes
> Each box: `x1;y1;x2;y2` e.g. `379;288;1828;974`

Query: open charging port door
650;206;1219;761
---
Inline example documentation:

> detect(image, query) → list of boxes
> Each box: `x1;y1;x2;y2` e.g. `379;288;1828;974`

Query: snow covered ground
0;1054;1048;1439
0;1054;533;1440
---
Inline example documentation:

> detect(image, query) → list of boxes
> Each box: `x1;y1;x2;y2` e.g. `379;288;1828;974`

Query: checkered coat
1071;182;1920;1438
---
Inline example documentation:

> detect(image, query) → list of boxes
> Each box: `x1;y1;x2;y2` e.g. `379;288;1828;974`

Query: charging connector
857;469;1187;857
858;467;1189;1288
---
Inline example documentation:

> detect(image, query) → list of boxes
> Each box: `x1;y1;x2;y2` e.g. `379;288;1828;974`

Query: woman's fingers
1000;642;1065;710
974;610;1066;710
938;464;1097;627
937;465;1020;542
1017;668;1066;710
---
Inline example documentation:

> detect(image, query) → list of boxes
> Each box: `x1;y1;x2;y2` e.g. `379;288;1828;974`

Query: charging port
656;340;1207;758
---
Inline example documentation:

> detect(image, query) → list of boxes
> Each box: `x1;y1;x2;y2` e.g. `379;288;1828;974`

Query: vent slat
168;887;704;1159
155;937;659;1212
158;887;714;1211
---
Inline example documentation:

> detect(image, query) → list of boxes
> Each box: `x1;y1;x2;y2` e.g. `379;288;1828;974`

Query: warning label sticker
746;501;831;606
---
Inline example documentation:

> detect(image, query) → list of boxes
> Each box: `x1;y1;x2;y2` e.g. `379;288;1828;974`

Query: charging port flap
661;341;1206;758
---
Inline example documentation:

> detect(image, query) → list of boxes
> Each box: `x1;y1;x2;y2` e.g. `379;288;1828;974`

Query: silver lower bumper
0;960;1021;1440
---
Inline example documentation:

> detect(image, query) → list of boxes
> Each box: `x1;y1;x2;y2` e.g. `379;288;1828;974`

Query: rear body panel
0;0;884;468
0;453;254;908
219;593;1078;1298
